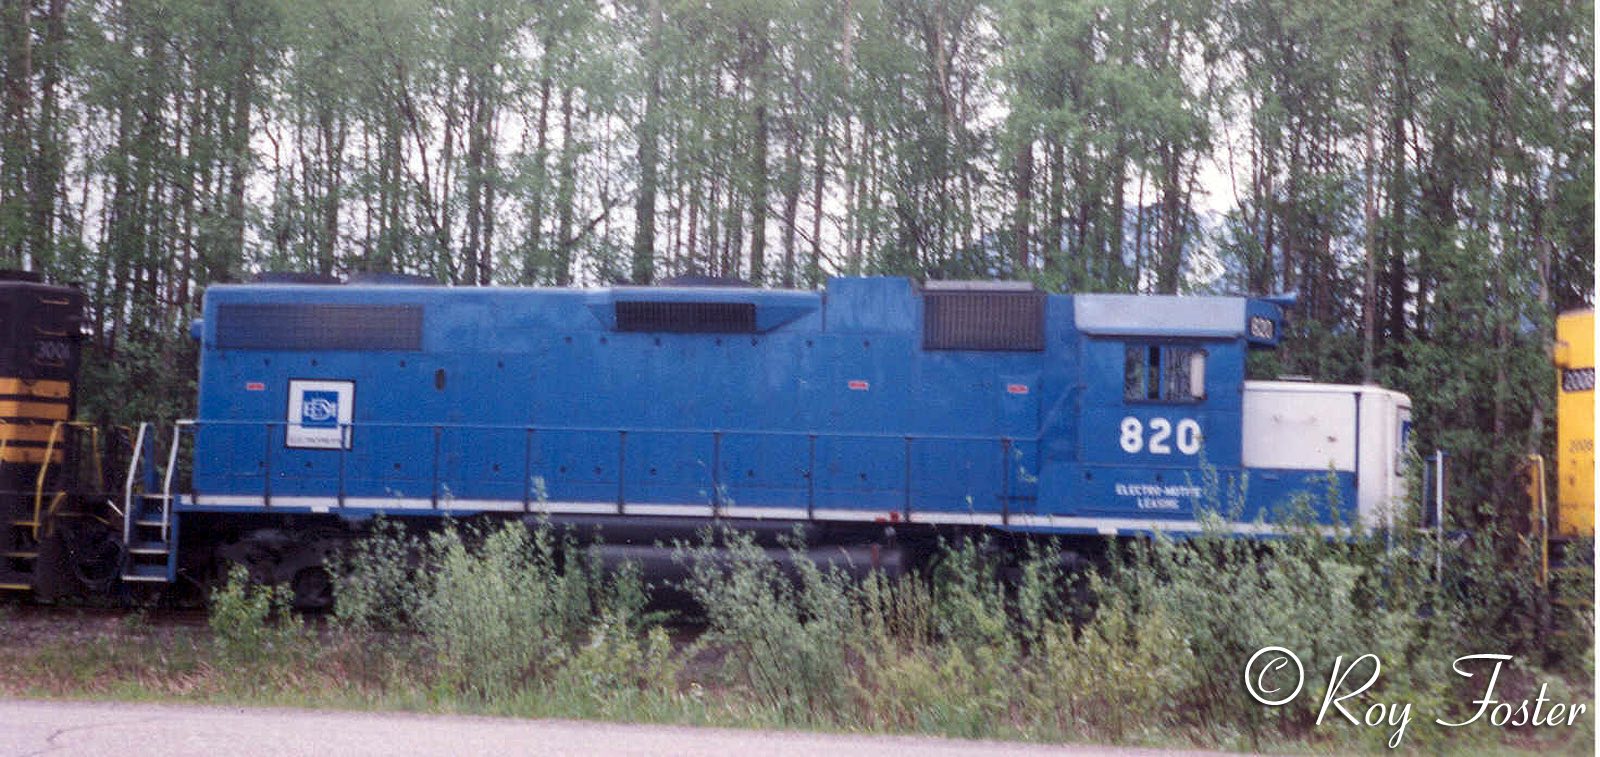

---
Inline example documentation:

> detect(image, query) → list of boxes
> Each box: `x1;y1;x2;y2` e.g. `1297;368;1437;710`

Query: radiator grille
923;291;1045;351
614;301;757;333
216;304;423;350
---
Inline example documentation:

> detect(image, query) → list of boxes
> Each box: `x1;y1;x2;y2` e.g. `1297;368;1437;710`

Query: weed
330;516;419;633
677;527;854;723
9;494;1582;754
209;564;304;673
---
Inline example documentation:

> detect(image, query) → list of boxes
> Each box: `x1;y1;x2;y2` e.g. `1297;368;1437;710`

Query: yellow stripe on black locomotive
0;380;72;463
0;271;85;468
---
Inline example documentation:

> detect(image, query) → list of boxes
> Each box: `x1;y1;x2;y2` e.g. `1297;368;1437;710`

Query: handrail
31;422;67;539
42;492;68;537
89;426;103;496
159;421;188;543
170;417;1042;445
30;421;108;540
166;417;1034;518
1530;453;1548;586
123;423;149;544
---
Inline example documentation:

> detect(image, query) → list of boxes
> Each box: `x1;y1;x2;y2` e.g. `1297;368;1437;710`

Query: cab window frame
1122;342;1208;404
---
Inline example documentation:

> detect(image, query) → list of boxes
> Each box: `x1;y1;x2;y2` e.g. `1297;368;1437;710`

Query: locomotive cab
1061;292;1409;532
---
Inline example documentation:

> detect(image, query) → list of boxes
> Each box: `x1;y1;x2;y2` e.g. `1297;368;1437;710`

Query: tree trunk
1046;139;1064;274
747;23;770;284
223;9;257;279
839;0;857;274
524;73;552;283
1155;143;1183;294
808;119;827;286
30;0;68;263
1012;139;1032;273
0;0;33;266
553;84;576;285
1361;76;1380;384
779;120;802;288
632;0;663;284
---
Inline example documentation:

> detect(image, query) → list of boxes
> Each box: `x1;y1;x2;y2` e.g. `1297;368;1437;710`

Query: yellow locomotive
1551;308;1595;540
1530;307;1594;585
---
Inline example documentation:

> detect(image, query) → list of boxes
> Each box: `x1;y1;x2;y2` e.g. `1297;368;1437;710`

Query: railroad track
1;600;213;631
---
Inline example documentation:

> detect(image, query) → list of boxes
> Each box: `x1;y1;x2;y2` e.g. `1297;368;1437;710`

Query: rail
163;418;1040;524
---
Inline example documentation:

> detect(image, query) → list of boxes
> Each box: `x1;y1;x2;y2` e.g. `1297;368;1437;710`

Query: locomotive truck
5;273;1419;604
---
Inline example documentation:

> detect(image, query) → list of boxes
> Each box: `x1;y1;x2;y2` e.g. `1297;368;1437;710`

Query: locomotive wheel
291;566;334;611
31;522;124;602
67;526;123;591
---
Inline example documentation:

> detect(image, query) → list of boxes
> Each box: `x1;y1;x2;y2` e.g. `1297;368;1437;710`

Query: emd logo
300;391;340;428
287;379;354;449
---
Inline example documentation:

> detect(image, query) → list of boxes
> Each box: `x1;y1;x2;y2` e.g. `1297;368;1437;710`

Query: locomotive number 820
1119;416;1203;456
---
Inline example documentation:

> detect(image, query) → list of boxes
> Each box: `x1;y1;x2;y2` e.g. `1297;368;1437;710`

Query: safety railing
122;423;149;545
31;421;104;540
162;418;1041;524
158;420;188;543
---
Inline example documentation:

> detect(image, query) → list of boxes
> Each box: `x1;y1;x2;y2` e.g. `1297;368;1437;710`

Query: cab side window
1124;344;1206;402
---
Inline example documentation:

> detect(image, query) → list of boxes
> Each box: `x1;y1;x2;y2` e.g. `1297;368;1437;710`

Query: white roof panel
1073;294;1246;337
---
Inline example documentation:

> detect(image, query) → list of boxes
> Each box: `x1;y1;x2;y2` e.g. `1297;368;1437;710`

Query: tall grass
676;528;855;723
209;564;304;667
190;501;1593;752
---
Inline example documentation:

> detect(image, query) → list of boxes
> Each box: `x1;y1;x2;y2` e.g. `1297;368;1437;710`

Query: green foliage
3;0;1588;575
1549;538;1596;671
1020;571;1192;741
927;536;1016;658
677;528;854;723
548;611;683;720
209;564;305;671
326;519;667;703
409;522;594;697
649;480;1586;749
330;517;419;633
17;508;1583;752
76;334;198;426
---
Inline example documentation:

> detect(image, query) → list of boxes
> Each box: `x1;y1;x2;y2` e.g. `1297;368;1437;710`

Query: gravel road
0;699;1227;756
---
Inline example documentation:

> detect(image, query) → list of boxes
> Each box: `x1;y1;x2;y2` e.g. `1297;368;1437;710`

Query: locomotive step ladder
1;423;93;592
120;422;176;584
0;485;38;592
4;491;89;591
1;434;43;591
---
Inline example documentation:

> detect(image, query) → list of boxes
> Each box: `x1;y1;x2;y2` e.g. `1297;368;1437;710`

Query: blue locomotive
2;274;1414;601
104;276;1411;598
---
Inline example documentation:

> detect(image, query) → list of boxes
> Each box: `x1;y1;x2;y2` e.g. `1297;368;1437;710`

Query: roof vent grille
923;288;1045;351
614;301;757;333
